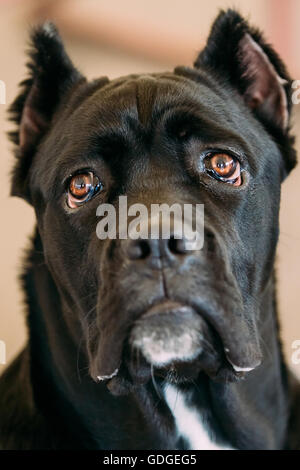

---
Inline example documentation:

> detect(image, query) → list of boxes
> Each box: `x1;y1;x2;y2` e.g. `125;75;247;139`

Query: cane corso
1;9;300;450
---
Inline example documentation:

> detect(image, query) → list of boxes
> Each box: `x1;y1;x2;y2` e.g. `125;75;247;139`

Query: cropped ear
9;23;84;202
194;9;296;173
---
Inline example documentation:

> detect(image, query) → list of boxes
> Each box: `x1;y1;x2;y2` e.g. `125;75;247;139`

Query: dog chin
130;302;204;368
100;301;249;396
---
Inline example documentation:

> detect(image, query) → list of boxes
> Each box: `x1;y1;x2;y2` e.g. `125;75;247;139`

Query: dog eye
204;153;242;186
67;171;103;208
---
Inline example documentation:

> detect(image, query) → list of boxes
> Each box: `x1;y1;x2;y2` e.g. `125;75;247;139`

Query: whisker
151;363;162;399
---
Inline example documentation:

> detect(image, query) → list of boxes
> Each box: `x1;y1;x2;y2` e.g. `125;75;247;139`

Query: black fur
195;9;297;174
1;9;300;450
9;23;84;202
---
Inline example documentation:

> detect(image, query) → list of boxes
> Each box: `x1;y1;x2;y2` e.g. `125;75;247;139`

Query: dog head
10;10;296;393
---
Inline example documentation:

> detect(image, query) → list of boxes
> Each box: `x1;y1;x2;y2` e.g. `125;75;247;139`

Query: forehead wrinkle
135;78;158;127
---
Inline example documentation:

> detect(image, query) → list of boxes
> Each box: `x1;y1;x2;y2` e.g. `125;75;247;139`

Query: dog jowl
1;10;299;450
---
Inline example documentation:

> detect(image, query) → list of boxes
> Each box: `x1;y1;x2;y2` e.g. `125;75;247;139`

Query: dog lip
227;360;256;372
189;299;263;372
97;368;119;382
93;300;193;380
225;352;261;372
142;300;194;317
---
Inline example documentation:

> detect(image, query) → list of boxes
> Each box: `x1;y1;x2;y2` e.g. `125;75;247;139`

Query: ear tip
27;21;71;72
211;8;251;38
30;21;61;47
216;8;246;24
40;21;59;38
194;8;248;69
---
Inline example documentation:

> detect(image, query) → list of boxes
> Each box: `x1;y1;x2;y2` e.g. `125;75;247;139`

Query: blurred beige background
0;0;299;377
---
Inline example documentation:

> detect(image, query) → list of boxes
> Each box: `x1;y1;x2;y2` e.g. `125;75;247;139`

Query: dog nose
124;235;196;262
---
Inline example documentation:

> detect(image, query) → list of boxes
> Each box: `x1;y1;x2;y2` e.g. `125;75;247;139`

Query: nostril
168;236;186;255
127;239;151;260
205;230;215;254
138;240;151;259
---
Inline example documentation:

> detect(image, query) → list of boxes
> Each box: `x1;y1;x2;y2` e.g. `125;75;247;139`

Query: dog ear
194;9;296;173
9;23;84;202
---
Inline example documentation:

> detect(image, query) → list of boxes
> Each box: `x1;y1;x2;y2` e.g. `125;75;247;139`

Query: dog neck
23;229;290;449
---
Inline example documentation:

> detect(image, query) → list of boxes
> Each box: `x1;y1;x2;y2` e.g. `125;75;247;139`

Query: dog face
10;11;296;393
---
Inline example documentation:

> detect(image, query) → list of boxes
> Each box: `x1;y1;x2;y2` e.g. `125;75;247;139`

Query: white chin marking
97;368;119;382
131;332;202;367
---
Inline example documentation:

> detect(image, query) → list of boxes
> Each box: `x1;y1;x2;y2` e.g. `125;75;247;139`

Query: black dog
1;9;300;450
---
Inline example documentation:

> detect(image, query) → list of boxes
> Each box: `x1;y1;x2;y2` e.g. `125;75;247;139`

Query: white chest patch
163;384;233;450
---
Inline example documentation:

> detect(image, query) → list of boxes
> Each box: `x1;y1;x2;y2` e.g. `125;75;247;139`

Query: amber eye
205;153;242;186
67;171;102;208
